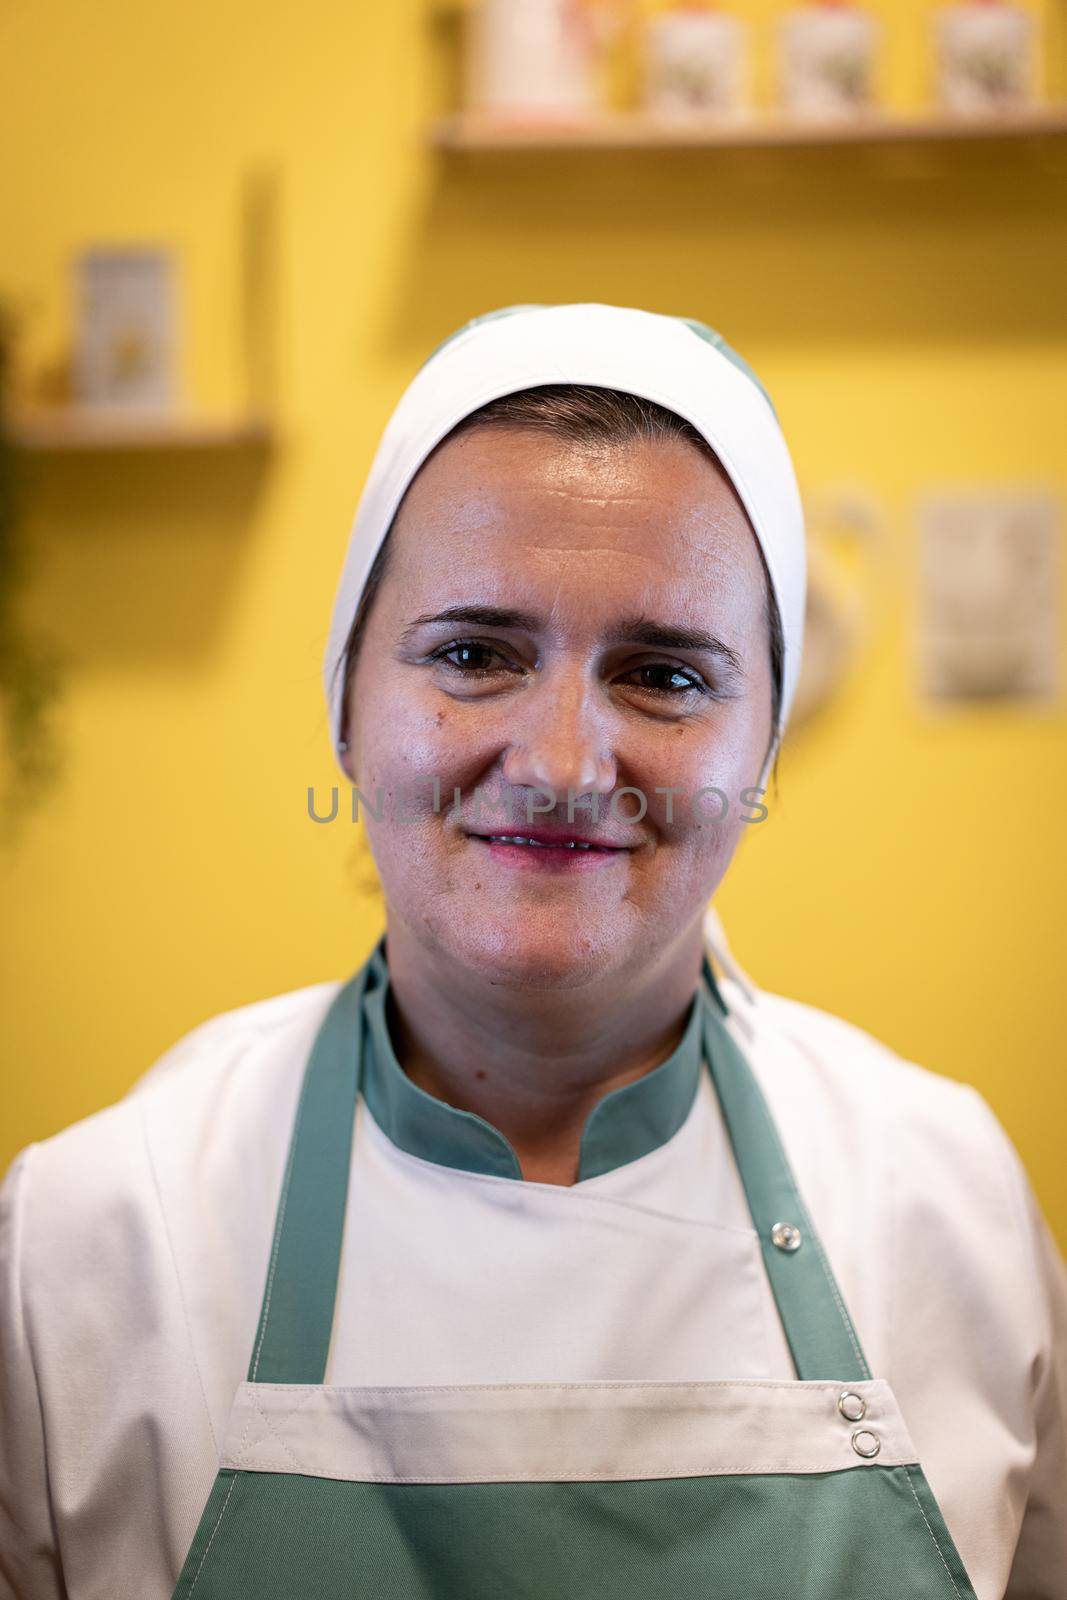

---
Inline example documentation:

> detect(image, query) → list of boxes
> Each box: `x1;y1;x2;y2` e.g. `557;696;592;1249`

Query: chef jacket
1;943;1065;1599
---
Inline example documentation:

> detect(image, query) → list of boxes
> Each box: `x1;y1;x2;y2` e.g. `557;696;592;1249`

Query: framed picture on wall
73;246;179;411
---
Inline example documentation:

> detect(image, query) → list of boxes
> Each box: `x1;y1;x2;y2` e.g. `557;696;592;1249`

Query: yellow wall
2;1;1066;1245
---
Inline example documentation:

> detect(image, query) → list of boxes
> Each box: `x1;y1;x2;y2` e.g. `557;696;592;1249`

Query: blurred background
1;0;1065;1243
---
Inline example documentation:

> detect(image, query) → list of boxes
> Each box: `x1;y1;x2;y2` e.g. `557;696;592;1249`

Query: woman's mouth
465;830;634;871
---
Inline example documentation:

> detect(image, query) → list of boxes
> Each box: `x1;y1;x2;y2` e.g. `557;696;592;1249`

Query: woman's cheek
363;807;441;914
640;731;746;830
639;734;754;895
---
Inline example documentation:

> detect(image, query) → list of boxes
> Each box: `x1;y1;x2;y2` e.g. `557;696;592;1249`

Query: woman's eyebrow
399;606;744;674
400;605;542;642
605;616;746;674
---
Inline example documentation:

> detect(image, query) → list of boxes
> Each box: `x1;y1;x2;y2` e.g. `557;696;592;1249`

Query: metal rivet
851;1429;881;1459
838;1390;867;1423
770;1221;802;1253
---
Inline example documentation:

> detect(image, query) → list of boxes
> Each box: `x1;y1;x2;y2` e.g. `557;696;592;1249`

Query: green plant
0;306;64;843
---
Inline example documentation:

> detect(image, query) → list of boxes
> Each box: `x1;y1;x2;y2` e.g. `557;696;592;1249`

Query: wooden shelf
8;168;282;457
432;104;1067;154
7;407;275;452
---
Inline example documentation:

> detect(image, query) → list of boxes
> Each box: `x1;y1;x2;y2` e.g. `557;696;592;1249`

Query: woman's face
345;426;773;991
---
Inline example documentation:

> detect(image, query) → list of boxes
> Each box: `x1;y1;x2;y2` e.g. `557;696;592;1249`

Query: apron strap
246;959;374;1385
698;969;871;1383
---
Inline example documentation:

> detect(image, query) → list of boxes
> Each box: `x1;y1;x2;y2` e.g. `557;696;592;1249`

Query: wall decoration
777;2;881;118
464;0;618;116
917;490;1059;701
790;484;889;732
933;2;1037;112
74;247;178;412
642;7;749;118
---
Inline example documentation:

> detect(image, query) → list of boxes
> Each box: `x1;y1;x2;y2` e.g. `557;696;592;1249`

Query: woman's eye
428;640;518;675
621;663;707;696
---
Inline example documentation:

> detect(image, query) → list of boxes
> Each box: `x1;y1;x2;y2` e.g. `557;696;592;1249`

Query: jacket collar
359;936;722;1182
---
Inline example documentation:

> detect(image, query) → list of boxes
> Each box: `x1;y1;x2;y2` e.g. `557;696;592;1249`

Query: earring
338;739;349;753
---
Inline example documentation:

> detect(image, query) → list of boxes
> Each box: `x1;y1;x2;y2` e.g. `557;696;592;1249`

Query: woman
1;302;1064;1599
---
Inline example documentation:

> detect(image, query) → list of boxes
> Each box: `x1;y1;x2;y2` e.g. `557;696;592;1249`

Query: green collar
359;937;725;1182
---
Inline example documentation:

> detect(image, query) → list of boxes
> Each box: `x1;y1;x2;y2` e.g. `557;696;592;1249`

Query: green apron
172;954;978;1599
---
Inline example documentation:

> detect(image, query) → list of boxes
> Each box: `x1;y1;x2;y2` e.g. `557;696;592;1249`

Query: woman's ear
338;728;359;784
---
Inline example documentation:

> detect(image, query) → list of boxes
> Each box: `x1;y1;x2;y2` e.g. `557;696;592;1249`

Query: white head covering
324;302;807;984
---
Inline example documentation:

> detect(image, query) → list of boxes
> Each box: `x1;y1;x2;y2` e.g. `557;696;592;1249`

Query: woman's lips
465;831;634;871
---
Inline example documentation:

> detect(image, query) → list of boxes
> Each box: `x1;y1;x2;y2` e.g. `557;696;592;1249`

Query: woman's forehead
387;426;764;612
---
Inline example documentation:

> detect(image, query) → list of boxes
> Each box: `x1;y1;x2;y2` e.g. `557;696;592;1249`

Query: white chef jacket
1;951;1065;1600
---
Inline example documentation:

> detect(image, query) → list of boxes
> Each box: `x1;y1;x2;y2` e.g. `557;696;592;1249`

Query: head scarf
323;303;807;990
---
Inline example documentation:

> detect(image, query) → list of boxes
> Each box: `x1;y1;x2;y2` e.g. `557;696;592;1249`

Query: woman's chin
432;914;634;993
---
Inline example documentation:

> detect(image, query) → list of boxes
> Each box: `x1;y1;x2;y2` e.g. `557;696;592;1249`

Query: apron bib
172;958;978;1599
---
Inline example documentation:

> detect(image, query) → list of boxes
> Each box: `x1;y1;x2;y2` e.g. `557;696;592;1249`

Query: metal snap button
770;1221;802;1253
851;1429;881;1459
838;1391;867;1423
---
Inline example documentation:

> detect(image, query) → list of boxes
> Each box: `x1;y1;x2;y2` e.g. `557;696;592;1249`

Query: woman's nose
500;672;617;800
